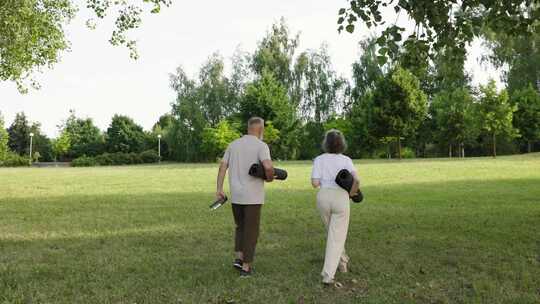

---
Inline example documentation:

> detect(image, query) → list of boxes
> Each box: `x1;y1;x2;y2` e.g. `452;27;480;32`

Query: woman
311;129;359;286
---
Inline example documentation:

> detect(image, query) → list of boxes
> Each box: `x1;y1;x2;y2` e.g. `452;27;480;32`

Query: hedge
71;150;160;167
0;153;30;167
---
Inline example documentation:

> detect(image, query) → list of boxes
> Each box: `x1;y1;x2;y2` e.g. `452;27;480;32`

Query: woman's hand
311;178;321;188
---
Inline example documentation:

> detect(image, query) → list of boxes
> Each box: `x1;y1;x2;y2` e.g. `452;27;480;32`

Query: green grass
1;154;540;303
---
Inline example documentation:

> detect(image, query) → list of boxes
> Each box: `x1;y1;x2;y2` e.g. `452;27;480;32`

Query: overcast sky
0;0;501;137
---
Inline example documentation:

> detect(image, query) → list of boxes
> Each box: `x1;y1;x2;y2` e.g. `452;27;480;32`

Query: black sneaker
233;259;243;270
239;267;253;278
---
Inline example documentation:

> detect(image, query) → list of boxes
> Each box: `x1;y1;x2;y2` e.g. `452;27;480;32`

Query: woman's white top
311;153;358;189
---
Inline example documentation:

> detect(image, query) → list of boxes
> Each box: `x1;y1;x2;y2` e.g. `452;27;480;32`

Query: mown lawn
1;154;539;304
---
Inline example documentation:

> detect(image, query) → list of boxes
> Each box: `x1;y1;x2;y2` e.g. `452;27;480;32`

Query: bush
71;156;97;167
128;152;143;164
401;147;416;159
0;153;30;167
110;152;132;165
140;150;160;163
95;153;114;166
70;151;159;167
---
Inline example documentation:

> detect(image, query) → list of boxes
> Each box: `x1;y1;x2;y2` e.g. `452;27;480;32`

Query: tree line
1;19;539;165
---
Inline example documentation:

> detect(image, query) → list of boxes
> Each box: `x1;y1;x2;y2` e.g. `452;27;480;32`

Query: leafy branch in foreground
0;0;171;92
337;1;540;65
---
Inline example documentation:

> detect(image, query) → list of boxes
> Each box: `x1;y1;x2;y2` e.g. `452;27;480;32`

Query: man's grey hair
322;129;347;154
248;117;265;128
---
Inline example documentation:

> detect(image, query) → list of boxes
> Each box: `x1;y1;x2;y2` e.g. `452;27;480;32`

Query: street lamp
157;134;162;163
29;132;34;164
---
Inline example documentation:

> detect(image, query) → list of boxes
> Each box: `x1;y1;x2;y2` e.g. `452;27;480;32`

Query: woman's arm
349;168;360;196
311;178;321;188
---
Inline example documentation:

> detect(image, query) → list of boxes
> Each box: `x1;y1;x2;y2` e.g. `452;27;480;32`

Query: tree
52;131;71;162
337;1;539;66
296;44;347;123
241;71;298;159
432;87;479;157
347;38;386;157
201;120;241;161
105;115;146;153
252;18;299;94
29;122;54;162
59;110;104;158
482;5;540;94
371;67;428;159
7;112;31;156
0;112;9;160
1;0;171;92
477;80;518;157
198;53;234;126
167;66;207;162
350;38;385;103
511;85;540;152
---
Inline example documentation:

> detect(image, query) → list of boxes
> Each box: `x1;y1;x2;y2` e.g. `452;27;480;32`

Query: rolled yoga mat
335;169;363;203
209;195;228;210
248;163;288;180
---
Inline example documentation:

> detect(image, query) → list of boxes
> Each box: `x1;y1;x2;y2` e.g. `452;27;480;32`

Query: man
216;117;274;277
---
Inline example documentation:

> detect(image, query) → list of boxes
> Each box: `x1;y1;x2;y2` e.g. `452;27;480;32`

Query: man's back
223;135;271;205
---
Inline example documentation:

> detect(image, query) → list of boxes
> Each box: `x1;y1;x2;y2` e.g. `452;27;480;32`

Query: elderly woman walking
311;129;360;286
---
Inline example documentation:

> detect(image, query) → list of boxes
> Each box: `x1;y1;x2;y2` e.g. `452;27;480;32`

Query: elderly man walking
216;117;274;277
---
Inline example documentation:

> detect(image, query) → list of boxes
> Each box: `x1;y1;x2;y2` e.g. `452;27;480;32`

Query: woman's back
312;153;357;190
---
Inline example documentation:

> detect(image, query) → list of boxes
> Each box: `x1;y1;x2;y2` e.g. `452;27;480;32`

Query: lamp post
29;132;34;164
157;134;162;163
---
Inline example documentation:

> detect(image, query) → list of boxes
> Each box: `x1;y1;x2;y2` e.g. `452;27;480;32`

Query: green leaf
338;17;345;24
339;8;346;15
377;55;388;65
346;24;355;33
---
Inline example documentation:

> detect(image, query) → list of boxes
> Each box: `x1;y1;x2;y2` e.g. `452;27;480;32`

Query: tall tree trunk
387;143;391;159
397;136;402;160
461;143;465;158
449;144;452;158
492;133;497;158
528;140;532;153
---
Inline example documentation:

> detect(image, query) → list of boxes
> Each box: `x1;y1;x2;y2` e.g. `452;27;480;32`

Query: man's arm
216;160;228;199
261;159;274;182
311;179;321;188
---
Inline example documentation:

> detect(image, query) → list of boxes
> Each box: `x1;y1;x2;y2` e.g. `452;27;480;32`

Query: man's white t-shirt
223;135;271;205
311;153;358;189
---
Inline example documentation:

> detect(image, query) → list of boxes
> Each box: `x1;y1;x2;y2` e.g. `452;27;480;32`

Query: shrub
70;151;159;167
0;153;30;167
140;150;160;163
71;156;97;167
129;152;143;164
110;152;132;165
95;153;114;166
401;147;416;159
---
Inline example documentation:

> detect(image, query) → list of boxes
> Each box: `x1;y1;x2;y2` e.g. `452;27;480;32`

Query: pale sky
0;0;501;137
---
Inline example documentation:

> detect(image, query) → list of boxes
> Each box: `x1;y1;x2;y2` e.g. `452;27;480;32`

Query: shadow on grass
1;178;540;303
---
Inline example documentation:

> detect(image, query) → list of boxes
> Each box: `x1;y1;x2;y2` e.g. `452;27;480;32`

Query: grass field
1;155;540;304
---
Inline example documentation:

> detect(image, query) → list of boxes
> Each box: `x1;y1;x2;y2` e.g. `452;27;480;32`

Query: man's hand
261;159;274;182
216;190;226;201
